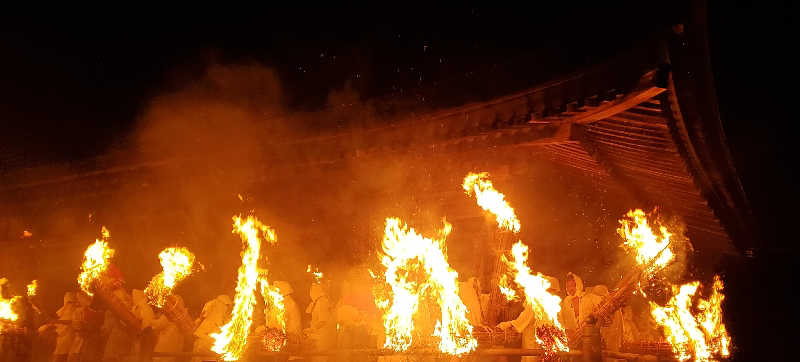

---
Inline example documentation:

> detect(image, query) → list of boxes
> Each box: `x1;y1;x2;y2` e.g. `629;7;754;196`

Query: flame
0;280;21;330
211;215;277;361
650;275;730;361
259;277;287;351
307;264;324;284
463;172;567;354
77;227;115;296
462;172;521;233
502;241;569;354
377;217;477;355
498;274;518;301
145;247;196;308
26;280;38;297
617;209;675;274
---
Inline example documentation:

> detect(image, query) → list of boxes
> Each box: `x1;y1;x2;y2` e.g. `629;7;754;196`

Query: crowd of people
1;266;645;362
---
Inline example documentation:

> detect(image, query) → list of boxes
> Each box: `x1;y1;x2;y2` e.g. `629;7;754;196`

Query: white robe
192;296;230;362
152;314;183;362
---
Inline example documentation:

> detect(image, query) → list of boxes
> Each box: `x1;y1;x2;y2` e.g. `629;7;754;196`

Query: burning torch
77;232;143;335
144;247;199;337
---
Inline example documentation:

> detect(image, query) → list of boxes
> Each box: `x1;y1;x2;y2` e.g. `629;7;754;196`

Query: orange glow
145;247;197;308
462;172;521;233
650;275;731;361
377;217;477;355
211;215;277;361
77;227;115;296
259;277;287;351
617;209;675;275
502;241;569;354
0;279;20;331
498;274;518;301
26;280;38;297
306;264;323;284
463;172;567;355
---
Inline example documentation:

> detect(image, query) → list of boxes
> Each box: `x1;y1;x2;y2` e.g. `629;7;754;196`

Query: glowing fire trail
378;217;477;355
145;247;197;308
463;172;521;233
462;172;568;355
650;275;731;362
211;215;277;361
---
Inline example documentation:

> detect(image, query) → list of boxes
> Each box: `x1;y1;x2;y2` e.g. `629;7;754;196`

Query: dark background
1;2;794;359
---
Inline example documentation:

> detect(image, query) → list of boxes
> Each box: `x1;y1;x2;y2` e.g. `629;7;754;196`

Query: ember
259;277;287;351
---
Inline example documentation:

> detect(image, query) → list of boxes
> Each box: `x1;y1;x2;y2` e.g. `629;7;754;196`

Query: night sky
2;4;682;163
1;3;795;359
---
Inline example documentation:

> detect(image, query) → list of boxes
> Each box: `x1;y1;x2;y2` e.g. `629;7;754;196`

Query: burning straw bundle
94;272;143;334
569;243;671;346
473;325;522;347
484;229;516;326
162;294;194;336
621;340;675;356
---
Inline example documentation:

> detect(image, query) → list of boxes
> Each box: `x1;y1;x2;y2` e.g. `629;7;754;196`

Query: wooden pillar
582;317;602;362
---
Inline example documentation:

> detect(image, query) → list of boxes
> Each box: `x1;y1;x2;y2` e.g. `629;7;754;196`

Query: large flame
462;172;521;233
27;280;38;297
463;172;567;355
0;280;20;331
502;241;569;354
145;247;197;308
211;215;277;361
650;275;731;362
259;277;287;351
617;209;675;274
77;227;115;296
377;217;477;355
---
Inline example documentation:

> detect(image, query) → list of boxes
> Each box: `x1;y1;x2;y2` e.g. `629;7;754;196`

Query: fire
463;172;567;354
145;247;197;308
211;215;277;361
650;275;731;361
307;264;323;284
462;172;521;233
498;274;518;301
502;241;569;354
26;280;38;297
259;277;287;351
617;209;675;274
77;227;115;296
0;279;20;330
377;217;477;355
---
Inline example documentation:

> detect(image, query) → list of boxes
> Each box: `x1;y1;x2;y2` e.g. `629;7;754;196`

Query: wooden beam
563;86;666;124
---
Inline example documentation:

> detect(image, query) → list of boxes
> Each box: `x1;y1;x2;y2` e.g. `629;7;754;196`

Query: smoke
1;60;653;316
